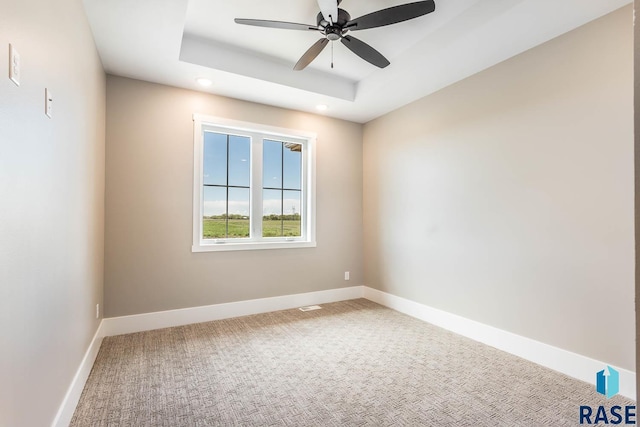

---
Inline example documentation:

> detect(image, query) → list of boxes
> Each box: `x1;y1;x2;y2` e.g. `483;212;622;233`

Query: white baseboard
51;286;364;426
54;284;635;427
51;321;106;427
102;286;365;337
363;287;636;400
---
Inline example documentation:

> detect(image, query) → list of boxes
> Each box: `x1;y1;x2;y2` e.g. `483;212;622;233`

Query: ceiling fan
235;0;436;71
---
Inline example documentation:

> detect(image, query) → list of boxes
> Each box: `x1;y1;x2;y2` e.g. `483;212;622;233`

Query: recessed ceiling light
316;104;328;111
196;77;213;87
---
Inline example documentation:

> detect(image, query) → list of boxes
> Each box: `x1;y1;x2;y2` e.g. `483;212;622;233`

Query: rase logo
597;366;620;399
579;366;636;425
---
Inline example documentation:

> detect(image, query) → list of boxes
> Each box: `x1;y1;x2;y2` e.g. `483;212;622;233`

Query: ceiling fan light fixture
196;77;213;87
326;27;341;41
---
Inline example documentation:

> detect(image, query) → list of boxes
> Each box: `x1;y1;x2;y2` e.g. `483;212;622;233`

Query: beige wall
104;76;363;317
363;6;634;370
0;0;105;425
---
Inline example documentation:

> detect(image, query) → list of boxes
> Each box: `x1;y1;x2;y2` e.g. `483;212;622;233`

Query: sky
203;132;302;217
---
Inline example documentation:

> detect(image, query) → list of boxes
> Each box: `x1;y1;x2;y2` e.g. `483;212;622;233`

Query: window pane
263;189;282;237
203;132;227;186
263;139;282;189
203;186;226;239
228;187;250;238
283;143;302;190
228;135;250;187
283;190;301;237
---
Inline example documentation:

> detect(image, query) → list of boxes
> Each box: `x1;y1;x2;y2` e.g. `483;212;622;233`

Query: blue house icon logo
596;366;619;399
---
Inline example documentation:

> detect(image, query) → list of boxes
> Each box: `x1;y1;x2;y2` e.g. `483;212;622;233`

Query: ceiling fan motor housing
317;9;351;39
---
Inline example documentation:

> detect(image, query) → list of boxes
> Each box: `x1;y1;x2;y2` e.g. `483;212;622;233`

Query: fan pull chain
331;42;334;69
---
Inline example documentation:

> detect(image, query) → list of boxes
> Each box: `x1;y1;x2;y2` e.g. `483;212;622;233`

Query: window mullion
225;134;230;238
251;134;263;240
280;142;284;237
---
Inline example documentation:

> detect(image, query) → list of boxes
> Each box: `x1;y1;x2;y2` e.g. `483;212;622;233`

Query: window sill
192;240;317;253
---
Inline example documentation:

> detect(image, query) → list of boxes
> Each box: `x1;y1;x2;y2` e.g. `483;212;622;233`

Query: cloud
263;198;301;215
203;199;249;216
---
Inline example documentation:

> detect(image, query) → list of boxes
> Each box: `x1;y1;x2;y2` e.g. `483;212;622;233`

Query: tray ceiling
83;0;631;123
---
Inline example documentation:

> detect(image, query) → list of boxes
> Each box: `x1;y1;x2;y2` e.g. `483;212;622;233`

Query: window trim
192;114;316;252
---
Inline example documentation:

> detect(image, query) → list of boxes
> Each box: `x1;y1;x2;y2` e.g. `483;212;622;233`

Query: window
192;114;316;252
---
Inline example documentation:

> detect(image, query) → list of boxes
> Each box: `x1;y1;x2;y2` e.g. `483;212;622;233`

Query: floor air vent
299;305;322;312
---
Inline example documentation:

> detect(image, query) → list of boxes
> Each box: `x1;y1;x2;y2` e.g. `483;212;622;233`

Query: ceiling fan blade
294;38;329;71
317;0;339;24
341;36;390;68
345;0;435;31
234;19;318;31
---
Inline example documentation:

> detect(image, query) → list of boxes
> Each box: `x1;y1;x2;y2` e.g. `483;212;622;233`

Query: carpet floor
70;299;634;426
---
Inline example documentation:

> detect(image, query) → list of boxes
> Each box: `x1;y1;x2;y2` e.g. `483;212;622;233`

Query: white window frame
192;114;316;252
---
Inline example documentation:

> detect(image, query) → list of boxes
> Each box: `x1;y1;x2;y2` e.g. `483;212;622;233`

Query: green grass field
203;218;301;239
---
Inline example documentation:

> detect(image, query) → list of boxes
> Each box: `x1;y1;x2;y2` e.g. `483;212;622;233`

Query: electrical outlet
9;43;20;86
96;304;100;319
344;271;350;281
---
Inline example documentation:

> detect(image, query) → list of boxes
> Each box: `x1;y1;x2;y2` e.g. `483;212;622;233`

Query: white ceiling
83;0;631;123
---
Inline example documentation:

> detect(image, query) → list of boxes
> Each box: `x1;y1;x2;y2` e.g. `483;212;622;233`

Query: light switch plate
45;88;52;118
9;43;20;86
